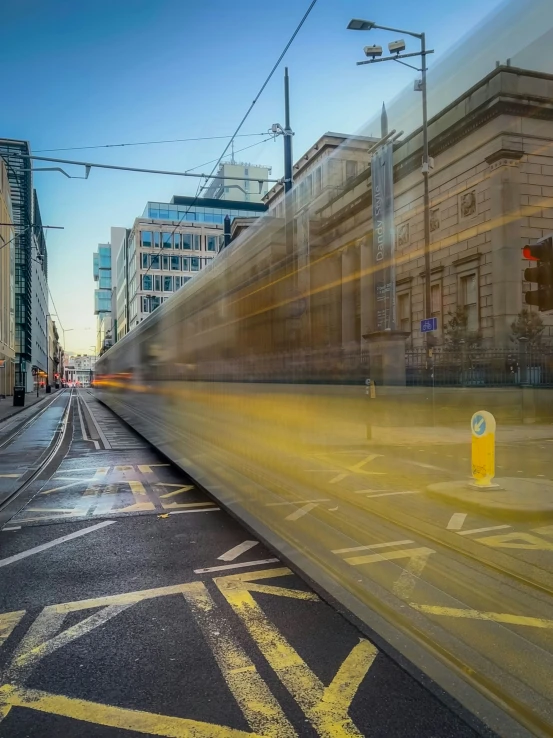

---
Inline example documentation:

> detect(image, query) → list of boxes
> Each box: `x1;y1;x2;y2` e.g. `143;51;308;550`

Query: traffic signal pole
523;235;553;312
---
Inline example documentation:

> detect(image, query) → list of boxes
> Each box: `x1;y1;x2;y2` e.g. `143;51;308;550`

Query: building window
193;234;201;251
182;257;189;271
171;256;180;270
191;257;199;271
174;276;181;289
164;276;172;292
461;273;478;332
141;253;148;268
142;274;152;291
174;233;181;249
162;232;172;249
142;297;150;313
398;293;410;332
182;233;192;250
207;236;217;252
154;275;161;292
345;160;358;181
141;231;152;248
162;255;170;270
151;254;160;270
153;232;161;248
431;283;441;318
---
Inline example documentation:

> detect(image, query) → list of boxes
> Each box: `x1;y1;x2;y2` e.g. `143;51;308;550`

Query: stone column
485;149;523;346
341;246;357;349
360;236;374;340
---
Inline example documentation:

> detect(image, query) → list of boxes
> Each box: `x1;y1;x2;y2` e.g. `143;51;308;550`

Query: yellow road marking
119;480;155;513
158;485;194;499
533;525;553;537
138;464;170;474
476;532;553;551
412;604;553;629
345;546;435;568
50;581;205;614
216;568;376;738
161;502;216;510
0;684;264;737
182;582;296;738
114;466;134;472
0;611;25;650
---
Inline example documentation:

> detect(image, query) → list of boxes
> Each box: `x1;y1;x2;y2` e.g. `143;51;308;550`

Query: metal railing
406;347;553;387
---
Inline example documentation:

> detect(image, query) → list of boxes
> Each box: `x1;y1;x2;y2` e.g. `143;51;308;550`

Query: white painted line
457;524;511;536
329;473;348;484
93;440;100;450
76;396;90;442
333;539;414;554
354;489;388;494
41;481;86;495
79;395;111;449
194;558;279;574
218;540;258;561
168;508;221;515
266;498;329;507
364;490;420;498
0;521;116;568
0;474;20;478
2;526;21;531
447;513;467;531
285;502;318;521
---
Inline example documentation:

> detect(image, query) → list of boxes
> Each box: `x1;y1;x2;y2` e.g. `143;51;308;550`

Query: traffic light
523;235;553;312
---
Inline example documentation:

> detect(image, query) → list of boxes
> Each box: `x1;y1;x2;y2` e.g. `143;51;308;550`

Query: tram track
0;389;73;524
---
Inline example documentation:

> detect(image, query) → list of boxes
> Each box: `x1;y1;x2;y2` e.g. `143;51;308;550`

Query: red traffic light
523;246;540;261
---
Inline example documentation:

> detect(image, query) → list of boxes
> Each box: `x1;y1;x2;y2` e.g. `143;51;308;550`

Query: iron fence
406;347;553;387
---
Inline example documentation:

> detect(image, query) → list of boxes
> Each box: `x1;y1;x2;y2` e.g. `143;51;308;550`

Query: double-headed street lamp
347;19;434;351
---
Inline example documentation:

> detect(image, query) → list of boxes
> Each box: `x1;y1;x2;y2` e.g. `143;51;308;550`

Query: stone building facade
290;66;553;351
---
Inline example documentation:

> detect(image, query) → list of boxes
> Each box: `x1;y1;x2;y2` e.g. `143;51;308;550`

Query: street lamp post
347;19;434;353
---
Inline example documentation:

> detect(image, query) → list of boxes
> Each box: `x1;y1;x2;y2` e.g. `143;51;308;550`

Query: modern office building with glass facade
93;243;113;354
125;196;266;330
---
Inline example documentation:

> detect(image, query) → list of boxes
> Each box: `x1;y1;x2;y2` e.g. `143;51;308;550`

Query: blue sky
2;0;509;353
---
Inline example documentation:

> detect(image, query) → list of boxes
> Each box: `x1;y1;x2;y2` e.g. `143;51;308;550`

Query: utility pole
420;32;432;355
283;67;293;195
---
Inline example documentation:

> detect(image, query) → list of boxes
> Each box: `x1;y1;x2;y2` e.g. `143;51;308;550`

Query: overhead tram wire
34;133;269;153
139;136;275;284
163;0;320;243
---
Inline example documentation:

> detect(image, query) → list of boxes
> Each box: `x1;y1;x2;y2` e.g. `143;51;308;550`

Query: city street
0;391;486;737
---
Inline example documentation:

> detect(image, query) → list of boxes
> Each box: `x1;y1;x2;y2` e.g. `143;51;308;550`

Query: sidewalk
0;389;59;429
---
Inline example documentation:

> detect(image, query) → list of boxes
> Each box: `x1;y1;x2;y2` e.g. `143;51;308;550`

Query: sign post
470;410;497;488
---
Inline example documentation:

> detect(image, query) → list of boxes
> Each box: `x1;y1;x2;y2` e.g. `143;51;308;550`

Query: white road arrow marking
218;540;259;562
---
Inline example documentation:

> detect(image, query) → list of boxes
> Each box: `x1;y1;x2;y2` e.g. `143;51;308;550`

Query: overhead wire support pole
420;31;433;357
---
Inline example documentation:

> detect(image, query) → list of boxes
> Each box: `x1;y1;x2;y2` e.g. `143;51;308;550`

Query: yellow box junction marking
475;531;553;551
0;569;377;737
118;480;156;512
215;568;377;738
411;604;553;630
0;611;25;649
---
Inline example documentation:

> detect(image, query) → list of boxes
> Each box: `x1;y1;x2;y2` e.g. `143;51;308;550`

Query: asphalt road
95;388;553;737
0;390;486;737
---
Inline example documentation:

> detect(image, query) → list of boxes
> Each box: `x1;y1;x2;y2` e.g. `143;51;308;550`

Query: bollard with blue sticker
470;410;498;487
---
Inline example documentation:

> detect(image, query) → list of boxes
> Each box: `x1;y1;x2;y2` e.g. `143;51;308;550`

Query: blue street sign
420;317;438;333
472;413;486;436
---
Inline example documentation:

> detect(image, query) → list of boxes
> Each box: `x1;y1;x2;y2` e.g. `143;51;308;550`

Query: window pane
164;276;172;291
207;236;216;252
159;207;169;218
162;232;172;249
182;233;192;250
174;234;181;249
154;275;161;292
142;274;152;290
171;256;180;270
191;257;199;271
431;284;441;315
153;232;160;248
162;255;170;270
193;235;201;251
151;254;160;270
141;253;148;268
141;231;152;248
182;257;189;271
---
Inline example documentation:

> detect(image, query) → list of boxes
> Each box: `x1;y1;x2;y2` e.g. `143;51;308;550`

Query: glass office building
127;196;266;330
93;243;113;354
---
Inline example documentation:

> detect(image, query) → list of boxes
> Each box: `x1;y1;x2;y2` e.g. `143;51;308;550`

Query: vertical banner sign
372;143;395;331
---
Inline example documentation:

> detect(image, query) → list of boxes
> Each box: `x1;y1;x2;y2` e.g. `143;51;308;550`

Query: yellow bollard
470;410;498;488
